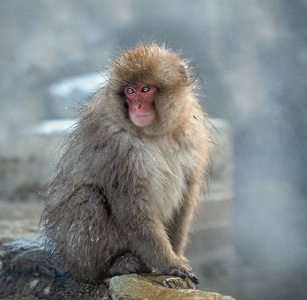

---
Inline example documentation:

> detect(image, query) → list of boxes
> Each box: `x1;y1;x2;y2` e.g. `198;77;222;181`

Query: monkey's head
105;43;197;136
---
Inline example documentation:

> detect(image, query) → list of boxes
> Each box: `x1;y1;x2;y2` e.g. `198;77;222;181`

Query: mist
0;1;306;299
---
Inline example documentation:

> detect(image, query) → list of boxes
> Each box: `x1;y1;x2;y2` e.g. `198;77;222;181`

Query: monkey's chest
149;152;188;223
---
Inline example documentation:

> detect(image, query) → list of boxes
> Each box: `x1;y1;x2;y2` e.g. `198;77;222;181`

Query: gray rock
0;240;108;299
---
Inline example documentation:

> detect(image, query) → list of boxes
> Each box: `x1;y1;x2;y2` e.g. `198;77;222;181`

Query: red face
124;84;158;127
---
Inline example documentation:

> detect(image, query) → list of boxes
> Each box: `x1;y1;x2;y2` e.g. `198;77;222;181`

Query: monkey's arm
168;199;195;262
167;168;206;263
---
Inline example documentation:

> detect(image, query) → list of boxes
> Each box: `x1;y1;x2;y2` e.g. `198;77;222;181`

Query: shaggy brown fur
40;43;211;284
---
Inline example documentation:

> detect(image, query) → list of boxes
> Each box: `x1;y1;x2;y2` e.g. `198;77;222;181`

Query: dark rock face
0;241;235;300
0;240;108;299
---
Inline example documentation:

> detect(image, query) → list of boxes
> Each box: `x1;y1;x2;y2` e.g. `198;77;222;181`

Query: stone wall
187;119;235;295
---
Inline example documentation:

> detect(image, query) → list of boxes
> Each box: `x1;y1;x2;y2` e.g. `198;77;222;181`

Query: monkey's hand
166;263;199;284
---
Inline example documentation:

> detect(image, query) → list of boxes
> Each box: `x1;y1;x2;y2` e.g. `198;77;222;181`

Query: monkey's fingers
169;268;199;284
188;271;199;285
169;268;188;279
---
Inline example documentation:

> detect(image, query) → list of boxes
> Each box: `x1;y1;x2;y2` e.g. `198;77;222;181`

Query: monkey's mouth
133;114;152;118
131;114;154;127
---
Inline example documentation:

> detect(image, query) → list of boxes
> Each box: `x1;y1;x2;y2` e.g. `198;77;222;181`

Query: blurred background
0;1;307;299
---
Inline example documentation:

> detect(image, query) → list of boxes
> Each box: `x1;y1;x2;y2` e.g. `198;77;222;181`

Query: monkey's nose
133;103;142;111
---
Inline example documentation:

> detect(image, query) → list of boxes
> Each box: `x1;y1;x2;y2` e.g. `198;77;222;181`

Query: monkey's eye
142;86;150;92
126;87;135;94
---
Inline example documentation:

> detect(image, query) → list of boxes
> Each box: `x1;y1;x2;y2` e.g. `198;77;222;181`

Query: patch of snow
44;286;51;295
49;72;107;98
29;279;39;288
2;240;42;251
30;119;77;135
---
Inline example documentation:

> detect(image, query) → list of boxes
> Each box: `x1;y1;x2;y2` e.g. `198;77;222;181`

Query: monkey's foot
106;253;151;277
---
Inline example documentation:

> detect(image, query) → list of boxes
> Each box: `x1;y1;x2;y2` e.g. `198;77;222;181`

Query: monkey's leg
42;185;129;282
104;252;151;277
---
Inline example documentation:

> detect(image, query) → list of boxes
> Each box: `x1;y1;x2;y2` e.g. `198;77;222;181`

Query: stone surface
0;241;235;300
0;202;43;244
0;119;76;201
108;274;235;300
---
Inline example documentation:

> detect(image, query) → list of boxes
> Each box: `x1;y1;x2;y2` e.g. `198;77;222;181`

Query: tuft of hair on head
108;43;195;94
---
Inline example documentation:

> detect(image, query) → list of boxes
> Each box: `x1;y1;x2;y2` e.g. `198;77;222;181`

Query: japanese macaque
40;43;211;284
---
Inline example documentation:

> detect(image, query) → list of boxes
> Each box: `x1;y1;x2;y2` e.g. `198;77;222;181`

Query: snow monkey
41;43;211;284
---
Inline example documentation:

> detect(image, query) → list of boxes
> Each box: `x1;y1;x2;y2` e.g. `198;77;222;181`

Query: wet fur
41;43;211;283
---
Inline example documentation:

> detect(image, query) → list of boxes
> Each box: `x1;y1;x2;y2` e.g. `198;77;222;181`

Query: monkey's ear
178;63;188;82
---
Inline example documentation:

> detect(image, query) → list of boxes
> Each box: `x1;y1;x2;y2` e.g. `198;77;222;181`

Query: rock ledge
0;240;235;300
